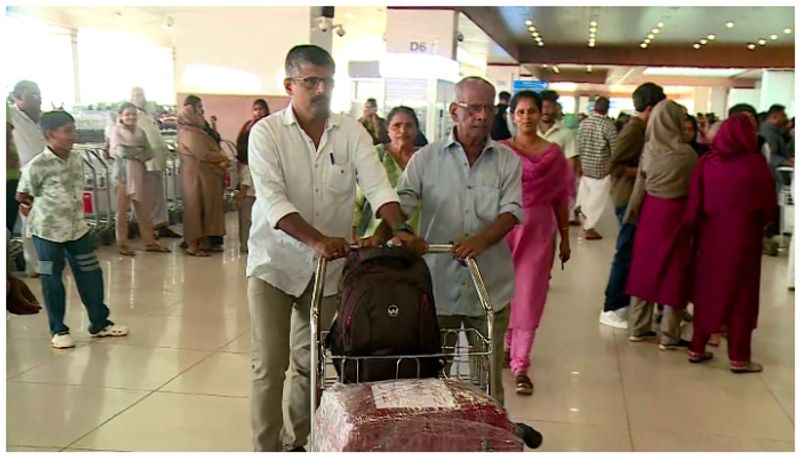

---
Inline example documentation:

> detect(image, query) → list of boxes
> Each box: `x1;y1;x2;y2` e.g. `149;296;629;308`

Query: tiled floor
5;212;795;451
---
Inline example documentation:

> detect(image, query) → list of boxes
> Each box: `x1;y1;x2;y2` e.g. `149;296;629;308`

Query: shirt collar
446;127;497;154
282;103;339;130
540;120;562;135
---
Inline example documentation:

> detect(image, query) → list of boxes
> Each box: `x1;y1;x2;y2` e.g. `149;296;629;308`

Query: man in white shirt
246;44;425;452
130;87;181;239
9;80;46;277
539;90;580;225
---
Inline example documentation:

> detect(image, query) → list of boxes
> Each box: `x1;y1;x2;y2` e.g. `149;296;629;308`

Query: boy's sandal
186;248;210;257
119;248;136;256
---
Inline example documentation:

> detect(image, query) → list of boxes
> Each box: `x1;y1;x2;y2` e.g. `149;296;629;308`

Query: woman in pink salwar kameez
501;90;575;395
684;112;776;373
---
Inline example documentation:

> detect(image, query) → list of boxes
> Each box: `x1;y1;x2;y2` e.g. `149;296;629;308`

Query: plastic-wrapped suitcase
310;378;523;452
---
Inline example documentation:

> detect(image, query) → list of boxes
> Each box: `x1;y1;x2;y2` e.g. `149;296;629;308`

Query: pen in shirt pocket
329;152;335;165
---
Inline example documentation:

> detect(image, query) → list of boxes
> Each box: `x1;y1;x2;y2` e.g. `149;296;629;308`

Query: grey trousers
628;298;683;345
248;277;336;451
437;305;510;407
145;170;169;228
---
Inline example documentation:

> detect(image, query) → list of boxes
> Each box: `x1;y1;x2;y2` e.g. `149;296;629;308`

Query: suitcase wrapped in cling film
310;378;522;452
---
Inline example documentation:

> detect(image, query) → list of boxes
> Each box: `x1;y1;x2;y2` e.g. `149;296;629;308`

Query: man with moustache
245;45;425;452
539;90;580;225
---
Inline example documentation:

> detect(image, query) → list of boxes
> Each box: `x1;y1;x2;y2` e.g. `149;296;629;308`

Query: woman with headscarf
109;103;170;256
177;97;230;256
683;114;709;156
624;99;698;350
500;90;575;395
684;113;776;373
235;99;270;253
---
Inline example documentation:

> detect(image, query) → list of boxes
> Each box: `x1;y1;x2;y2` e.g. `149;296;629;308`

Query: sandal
145;243;171;253
119;247;136;256
515;374;534;395
186;248;211;257
688;350;714;363
730;361;763;374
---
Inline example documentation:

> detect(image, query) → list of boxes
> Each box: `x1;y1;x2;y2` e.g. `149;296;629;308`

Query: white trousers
146;170;169;228
578;175;612;230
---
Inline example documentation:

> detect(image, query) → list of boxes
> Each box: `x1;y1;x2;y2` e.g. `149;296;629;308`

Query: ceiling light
707;34;716;40
726;21;735;28
552;65;560;73
542;64;548;68
528;26;536;31
657;22;665;28
700;39;708;45
747;43;756;50
586;65;593;73
758;38;767;46
590;20;598;27
784;28;793;34
652;28;660;34
589;27;597;33
647;33;655;39
538;42;544;47
532;31;540;37
640;43;648;49
644;38;651;44
693;43;701;49
588;42;596;48
770;34;779;40
525;19;533;26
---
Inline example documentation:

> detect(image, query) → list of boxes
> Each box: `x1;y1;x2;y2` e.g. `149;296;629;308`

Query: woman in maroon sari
684;113;776;373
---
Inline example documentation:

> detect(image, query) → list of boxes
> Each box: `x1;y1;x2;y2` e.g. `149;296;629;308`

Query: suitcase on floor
310;378;523;452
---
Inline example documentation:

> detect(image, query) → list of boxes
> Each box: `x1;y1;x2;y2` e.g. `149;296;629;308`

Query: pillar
759;70;795;117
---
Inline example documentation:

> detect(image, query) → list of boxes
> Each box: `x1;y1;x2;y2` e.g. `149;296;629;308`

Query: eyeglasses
454;102;497;115
287;76;335;89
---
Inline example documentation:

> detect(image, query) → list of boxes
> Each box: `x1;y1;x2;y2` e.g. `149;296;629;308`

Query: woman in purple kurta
624;100;697;349
684;113;776;373
501;91;574;395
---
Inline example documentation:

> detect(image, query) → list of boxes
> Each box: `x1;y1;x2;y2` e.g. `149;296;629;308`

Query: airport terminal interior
4;4;797;452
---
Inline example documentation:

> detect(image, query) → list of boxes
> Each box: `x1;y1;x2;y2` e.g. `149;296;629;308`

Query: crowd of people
5;43;794;451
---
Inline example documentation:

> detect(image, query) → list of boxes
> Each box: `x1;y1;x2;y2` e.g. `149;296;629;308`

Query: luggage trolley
163;140;183;224
77;145;115;246
777;166;794;239
309;244;499;446
220;139;239;212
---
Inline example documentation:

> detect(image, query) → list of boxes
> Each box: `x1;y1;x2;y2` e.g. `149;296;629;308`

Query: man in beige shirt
539;90;580;225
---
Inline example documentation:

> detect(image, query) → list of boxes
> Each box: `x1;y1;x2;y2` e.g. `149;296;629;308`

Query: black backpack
326;246;443;383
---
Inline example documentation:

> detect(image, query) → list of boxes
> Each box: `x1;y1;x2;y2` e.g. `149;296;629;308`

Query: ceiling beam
456;6;519;62
518;44;794;69
540;69;610;84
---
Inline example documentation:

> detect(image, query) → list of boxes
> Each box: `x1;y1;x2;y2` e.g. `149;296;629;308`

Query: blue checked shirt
396;129;523;317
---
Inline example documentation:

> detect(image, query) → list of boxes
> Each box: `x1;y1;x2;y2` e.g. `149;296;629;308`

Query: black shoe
659;339;691;351
158;227;183;238
514;422;543;449
179;240;188;250
289;447;306;452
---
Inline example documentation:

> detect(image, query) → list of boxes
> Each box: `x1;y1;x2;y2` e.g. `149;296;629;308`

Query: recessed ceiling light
657;22;665;28
588;42;596;48
589;27;597;33
538;42;545;47
770;34;779;40
589;33;596;39
586;65;593;73
758;39;767;46
747;43;756;50
726;21;735;28
647;33;655;40
640;43;648;49
528;26;536;31
590;20;598;27
525;19;533;26
693;43;701;49
784;28;793;34
533;31;540;37
707;34;716;40
644;38;651;44
552;65;560;73
652;28;660;34
542;64;549;68
700;39;708;45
